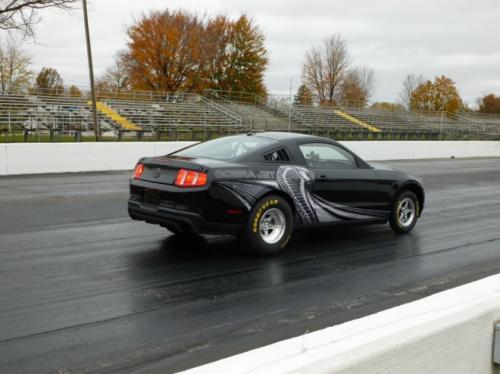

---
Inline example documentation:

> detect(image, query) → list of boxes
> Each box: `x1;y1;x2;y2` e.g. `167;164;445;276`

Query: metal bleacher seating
1;88;500;141
103;93;242;131
457;112;500;137
204;89;297;130
0;93;117;133
0;91;244;140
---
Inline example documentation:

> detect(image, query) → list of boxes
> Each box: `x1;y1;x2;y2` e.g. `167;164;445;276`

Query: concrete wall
1;141;500;175
343;140;500;161
0;145;7;175
0;142;195;175
182;274;500;374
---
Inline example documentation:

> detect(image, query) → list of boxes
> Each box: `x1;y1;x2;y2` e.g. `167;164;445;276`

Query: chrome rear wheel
244;195;294;256
259;208;286;244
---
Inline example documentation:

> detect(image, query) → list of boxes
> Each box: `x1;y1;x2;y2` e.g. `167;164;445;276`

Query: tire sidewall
245;195;293;255
390;190;419;233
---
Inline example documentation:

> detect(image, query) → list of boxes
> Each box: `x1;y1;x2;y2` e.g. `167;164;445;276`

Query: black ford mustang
128;132;424;255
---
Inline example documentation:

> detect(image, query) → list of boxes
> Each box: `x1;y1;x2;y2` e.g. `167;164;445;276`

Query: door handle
318;175;327;182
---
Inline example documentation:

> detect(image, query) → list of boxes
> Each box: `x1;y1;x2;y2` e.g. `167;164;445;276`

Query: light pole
82;0;99;141
288;77;292;132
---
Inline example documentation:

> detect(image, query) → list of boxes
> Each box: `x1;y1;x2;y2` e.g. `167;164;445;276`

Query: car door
298;142;385;211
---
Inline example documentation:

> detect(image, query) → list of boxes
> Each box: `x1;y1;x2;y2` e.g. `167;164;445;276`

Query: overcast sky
17;0;500;105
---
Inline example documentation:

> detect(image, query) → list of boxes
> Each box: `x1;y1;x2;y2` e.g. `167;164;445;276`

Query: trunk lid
139;155;237;184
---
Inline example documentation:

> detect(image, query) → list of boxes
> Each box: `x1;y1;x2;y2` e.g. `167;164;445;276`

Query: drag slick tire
389;190;419;233
243;195;293;256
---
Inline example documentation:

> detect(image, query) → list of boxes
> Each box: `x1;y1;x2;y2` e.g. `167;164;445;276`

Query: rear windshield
172;135;276;160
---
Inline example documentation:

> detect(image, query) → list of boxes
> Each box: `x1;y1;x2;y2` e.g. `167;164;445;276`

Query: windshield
172;135;276;160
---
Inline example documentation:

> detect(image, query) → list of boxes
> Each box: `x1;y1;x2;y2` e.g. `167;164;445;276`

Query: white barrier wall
0;145;7;175
0;142;195;175
182;274;500;374
342;140;500;161
1;141;500;175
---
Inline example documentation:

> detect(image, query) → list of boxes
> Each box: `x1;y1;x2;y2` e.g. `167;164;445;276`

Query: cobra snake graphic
276;166;318;223
277;165;387;224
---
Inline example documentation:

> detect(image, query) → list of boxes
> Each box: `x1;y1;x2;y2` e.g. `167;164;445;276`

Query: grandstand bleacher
204;89;293;130
1;88;500;142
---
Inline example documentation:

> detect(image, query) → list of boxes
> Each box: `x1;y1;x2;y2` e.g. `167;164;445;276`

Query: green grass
0;134;133;143
0;132;496;143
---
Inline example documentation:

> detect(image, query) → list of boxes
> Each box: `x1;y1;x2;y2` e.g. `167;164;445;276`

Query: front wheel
389;190;419;233
242;195;294;256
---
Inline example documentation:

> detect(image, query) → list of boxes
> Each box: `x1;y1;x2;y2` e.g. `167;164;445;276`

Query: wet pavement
1;158;500;373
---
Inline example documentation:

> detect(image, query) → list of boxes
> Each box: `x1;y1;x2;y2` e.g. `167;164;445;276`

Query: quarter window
263;148;290;162
299;143;357;169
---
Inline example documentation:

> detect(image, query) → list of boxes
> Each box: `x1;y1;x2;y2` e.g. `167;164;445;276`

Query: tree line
1;3;500;114
0;9;269;97
98;10;268;96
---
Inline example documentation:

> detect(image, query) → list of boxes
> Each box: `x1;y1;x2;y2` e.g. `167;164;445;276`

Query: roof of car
252;131;329;141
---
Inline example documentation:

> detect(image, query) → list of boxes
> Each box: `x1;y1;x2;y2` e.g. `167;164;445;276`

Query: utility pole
82;0;100;141
288;78;292;132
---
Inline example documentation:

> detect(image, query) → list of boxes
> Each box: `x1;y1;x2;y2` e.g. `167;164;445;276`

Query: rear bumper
128;200;242;235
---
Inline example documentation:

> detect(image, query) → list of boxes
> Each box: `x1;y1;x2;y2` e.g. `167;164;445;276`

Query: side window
263;148;290;162
299;143;357;169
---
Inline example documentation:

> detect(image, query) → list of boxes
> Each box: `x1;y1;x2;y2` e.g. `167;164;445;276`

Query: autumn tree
125;10;204;92
97;50;130;93
68;84;81;97
370;102;402;111
125;11;268;96
0;37;32;94
0;0;78;37
209;15;268;96
338;66;374;108
398;74;424;110
477;93;500;114
294;84;313;105
410;75;462;113
35;67;64;95
303;33;350;105
204;15;232;91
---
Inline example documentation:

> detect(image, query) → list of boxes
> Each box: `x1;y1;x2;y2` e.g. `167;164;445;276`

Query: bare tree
398;74;424;110
0;0;78;37
339;65;375;108
303;33;350;105
96;50;130;93
0;36;32;94
303;47;326;103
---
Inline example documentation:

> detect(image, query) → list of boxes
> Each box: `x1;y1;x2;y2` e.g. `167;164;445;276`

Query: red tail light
132;163;144;179
175;169;207;187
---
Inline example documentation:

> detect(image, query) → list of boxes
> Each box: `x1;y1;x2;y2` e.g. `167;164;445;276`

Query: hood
370;163;424;184
369;163;397;171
